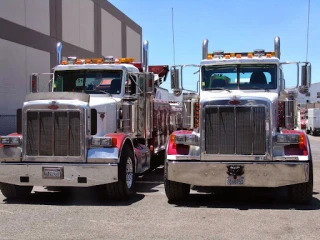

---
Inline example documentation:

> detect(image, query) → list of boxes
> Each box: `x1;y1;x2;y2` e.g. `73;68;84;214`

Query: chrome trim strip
87;147;119;163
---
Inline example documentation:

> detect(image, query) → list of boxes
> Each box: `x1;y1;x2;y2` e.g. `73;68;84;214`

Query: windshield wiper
205;87;231;92
86;89;112;96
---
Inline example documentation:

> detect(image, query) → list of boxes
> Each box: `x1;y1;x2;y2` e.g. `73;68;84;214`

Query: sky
109;0;319;92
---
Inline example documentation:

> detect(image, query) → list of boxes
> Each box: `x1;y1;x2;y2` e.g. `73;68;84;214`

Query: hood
89;95;120;136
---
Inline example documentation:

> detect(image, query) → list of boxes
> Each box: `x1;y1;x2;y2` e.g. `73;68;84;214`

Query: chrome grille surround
200;99;272;161
22;100;88;163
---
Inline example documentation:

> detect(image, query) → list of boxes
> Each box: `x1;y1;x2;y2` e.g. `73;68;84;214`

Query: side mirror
171;68;180;89
171;68;182;96
30;74;39;93
300;64;311;94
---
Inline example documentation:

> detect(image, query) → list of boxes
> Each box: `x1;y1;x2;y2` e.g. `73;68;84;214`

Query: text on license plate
227;176;244;185
42;167;64;179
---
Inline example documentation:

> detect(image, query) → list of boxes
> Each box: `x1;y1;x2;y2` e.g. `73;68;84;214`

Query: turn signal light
194;102;200;128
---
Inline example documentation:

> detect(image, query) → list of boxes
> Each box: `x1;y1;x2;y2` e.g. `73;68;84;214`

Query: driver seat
250;72;267;85
109;79;121;94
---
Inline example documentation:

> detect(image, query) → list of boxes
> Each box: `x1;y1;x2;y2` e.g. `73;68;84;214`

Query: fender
167;130;192;155
104;133;134;157
88;133;133;164
281;129;308;156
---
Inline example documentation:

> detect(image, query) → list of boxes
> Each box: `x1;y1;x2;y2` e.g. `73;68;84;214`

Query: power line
306;0;311;62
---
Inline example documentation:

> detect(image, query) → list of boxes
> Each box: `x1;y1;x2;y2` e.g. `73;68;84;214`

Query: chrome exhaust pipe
143;40;149;72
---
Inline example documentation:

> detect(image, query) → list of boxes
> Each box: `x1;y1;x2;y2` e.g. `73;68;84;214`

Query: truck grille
205;106;266;155
26;111;81;156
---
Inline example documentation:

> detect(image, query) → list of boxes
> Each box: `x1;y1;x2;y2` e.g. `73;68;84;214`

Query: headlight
0;136;22;146
174;134;199;146
91;137;116;147
276;134;300;144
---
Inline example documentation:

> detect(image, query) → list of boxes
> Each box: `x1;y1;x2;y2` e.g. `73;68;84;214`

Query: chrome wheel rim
126;157;133;189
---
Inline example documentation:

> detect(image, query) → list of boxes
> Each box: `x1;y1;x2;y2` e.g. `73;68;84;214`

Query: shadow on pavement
170;187;320;211
135;165;164;193
3;187;145;206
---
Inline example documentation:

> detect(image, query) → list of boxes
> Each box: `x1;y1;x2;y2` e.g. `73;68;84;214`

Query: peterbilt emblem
48;101;58;110
229;95;241;105
99;112;105;120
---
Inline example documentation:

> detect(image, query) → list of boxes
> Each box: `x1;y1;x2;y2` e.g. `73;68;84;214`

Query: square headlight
287;134;300;143
91;137;101;146
185;134;197;144
10;137;21;145
174;135;186;144
0;137;10;145
100;137;112;146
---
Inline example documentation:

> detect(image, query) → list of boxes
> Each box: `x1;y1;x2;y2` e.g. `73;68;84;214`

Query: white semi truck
165;36;313;204
0;40;176;200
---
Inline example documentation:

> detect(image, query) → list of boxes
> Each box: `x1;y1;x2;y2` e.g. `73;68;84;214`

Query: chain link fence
0;115;16;135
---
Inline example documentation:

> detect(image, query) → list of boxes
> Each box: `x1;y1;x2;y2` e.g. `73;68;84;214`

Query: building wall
0;0;142;134
297;82;320;104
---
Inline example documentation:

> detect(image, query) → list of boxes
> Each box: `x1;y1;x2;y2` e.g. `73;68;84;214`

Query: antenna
306;0;310;62
172;8;176;66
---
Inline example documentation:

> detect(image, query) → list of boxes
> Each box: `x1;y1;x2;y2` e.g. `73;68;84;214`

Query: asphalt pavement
0;136;320;240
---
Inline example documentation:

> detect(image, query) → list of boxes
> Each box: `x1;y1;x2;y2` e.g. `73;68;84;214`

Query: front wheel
105;144;136;200
164;162;190;202
0;183;33;200
288;161;313;204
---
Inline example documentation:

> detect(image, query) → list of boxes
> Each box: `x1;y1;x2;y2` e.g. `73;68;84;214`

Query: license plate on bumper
42;167;64;179
227;176;245;186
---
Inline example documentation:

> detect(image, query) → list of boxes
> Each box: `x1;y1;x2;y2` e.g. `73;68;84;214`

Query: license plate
42;167;64;179
227;176;244;186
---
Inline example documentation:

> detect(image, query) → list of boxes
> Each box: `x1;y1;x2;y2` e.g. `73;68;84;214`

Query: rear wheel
105;144;135;200
164;162;190;202
0;183;33;200
288;161;313;204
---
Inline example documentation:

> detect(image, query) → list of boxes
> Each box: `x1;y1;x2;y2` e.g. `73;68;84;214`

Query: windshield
53;70;123;94
201;64;277;90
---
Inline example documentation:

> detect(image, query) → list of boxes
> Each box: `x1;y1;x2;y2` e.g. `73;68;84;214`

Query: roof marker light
67;56;77;64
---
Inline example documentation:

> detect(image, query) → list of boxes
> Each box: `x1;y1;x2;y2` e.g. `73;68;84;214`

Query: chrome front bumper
167;161;310;187
0;163;118;187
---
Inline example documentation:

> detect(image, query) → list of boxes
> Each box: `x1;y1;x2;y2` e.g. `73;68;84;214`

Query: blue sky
109;0;319;92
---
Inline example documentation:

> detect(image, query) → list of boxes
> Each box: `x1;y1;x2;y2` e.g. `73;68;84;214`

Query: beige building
0;0;142;134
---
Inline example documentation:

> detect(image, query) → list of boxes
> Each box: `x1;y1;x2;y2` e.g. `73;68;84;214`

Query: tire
105;144;135;200
164;162;190;202
310;128;314;136
288;160;313;204
0;183;33;200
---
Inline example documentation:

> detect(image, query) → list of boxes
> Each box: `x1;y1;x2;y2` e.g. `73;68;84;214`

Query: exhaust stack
56;42;62;65
202;39;209;60
143;40;149;72
274;36;280;59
